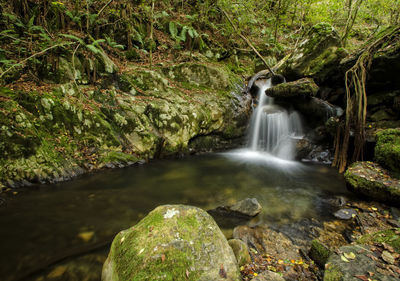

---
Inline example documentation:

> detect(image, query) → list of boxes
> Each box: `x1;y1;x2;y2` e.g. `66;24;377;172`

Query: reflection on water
0;153;348;281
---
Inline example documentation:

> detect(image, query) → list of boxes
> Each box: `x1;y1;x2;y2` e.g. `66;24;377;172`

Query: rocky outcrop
276;23;347;84
0;62;252;187
102;205;241;281
375;129;400;174
344;162;400;204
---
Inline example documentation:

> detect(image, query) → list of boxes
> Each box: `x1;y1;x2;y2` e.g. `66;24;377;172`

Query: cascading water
247;79;304;160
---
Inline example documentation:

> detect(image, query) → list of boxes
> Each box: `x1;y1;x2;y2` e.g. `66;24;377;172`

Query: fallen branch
219;7;275;75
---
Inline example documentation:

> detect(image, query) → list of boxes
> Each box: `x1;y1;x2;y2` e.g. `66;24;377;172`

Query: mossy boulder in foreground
344;161;400;204
375;128;400;174
102;205;240;281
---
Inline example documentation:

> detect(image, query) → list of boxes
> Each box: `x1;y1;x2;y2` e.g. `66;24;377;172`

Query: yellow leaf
278;259;284;264
344;252;356;260
253;273;258;276
240;266;244;271
341;255;349;262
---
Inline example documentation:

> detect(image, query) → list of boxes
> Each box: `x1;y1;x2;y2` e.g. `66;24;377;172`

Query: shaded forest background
0;0;399;86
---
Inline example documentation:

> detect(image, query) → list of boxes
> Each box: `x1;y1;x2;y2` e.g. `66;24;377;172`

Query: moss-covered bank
0;62;251;188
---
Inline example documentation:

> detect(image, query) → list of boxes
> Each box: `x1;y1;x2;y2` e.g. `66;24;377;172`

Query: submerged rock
333;209;357;220
207;198;262;227
344;161;400;204
375;128;400;174
102;205;240;281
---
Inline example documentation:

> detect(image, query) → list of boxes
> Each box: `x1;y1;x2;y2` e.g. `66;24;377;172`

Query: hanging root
333;26;400;173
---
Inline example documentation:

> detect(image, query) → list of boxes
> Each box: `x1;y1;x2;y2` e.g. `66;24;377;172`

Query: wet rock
208;198;262;227
265;78;319;99
344;161;400;204
229;198;262;217
375;128;400;174
233;225;301;260
228;239;251;267
309;239;331;267
333;209;357;220
252;270;285;281
102;205;240;281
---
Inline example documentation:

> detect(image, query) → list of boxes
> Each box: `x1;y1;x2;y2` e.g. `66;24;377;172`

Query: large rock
375;128;400;173
233;225;301;260
324;228;400;281
324;244;399;281
276;23;346;84
344;161;400;204
102;205;240;281
265;78;319;99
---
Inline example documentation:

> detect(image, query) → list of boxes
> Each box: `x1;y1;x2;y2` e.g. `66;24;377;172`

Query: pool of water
0;150;349;281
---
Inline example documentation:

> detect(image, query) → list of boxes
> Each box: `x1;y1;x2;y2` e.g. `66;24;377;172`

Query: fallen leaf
186;269;190;278
341;255;350;263
161;254;165;263
354;274;369;281
344;252;356;260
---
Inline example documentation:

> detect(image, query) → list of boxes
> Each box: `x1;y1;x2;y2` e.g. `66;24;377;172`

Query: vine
333;26;400;173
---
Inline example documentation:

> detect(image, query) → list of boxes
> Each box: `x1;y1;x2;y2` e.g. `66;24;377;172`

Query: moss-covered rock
276;23;346;84
344;161;400;204
309;239;331;267
375;129;400;173
265;78;319;99
102;205;241;281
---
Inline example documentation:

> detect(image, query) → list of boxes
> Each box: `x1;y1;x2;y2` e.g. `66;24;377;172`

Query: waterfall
247;79;304;160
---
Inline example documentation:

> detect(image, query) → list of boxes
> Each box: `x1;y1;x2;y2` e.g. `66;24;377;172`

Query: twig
97;0;114;17
219;7;275;75
0;42;76;79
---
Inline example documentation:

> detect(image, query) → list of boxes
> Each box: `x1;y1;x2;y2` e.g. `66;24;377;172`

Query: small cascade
247;79;304;160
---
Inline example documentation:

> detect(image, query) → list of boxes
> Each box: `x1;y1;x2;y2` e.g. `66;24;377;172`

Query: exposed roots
333;26;400;173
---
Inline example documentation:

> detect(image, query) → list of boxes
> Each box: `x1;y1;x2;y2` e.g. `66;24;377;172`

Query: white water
247;79;304;160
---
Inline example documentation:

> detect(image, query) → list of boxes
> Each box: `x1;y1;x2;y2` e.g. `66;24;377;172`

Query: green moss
357;228;400;252
375;129;400;173
309;239;331;267
344;161;400;203
323;263;344;281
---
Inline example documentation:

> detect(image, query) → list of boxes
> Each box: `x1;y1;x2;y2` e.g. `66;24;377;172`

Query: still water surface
0;150;348;281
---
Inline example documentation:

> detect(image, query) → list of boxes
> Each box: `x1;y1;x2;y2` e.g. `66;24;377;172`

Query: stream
0;151;349;281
